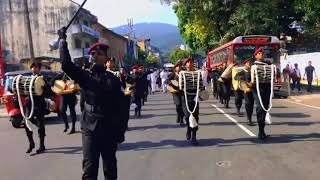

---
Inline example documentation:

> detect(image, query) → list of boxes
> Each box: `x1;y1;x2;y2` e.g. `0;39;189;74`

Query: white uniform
160;71;168;93
151;71;158;93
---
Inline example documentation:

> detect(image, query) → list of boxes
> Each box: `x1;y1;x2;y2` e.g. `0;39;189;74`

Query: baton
49;0;88;50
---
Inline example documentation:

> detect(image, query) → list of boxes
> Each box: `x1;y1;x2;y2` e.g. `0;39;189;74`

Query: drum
51;80;80;95
251;64;277;84
12;75;45;96
167;80;179;94
124;84;133;96
179;71;204;94
218;64;233;82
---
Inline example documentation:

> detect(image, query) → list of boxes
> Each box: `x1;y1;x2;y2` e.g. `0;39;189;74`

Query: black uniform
234;69;254;125
25;88;47;154
60;40;127;180
211;69;219;100
219;67;232;108
167;72;184;124
252;61;271;140
141;72;148;106
51;73;77;133
181;71;203;146
131;72;145;117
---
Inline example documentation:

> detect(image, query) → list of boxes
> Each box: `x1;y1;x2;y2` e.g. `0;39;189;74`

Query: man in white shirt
160;70;168;93
291;63;301;92
150;69;158;94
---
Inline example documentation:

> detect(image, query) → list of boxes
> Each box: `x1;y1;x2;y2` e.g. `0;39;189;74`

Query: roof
93;23;128;42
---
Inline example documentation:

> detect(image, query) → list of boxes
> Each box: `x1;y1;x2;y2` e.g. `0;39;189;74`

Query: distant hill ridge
112;23;183;53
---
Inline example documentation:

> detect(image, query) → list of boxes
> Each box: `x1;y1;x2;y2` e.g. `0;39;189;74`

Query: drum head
34;76;45;96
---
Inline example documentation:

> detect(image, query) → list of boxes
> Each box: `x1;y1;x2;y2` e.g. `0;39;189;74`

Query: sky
72;0;178;28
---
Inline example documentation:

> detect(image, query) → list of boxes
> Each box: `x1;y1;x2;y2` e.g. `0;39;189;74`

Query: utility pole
23;0;35;63
127;18;134;63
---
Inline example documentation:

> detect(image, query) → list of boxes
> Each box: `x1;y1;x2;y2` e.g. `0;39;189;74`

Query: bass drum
12;75;45;96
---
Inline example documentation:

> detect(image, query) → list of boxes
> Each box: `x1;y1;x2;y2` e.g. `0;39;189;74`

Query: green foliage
165;0;320;52
168;48;190;64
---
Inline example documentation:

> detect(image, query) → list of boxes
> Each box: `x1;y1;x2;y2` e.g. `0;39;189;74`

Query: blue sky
73;0;178;28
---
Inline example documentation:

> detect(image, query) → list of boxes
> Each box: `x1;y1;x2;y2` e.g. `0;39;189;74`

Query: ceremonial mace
49;0;88;51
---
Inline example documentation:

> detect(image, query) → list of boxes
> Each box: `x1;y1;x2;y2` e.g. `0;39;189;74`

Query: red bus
207;35;282;89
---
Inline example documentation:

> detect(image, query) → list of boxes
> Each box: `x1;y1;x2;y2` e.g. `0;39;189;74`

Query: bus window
234;45;256;64
258;45;279;64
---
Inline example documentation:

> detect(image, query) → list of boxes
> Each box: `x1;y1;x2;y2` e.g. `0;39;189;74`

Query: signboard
83;48;89;58
81;25;100;39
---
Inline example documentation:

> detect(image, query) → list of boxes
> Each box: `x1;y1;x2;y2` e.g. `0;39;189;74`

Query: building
0;0;100;71
137;38;151;52
92;23;129;63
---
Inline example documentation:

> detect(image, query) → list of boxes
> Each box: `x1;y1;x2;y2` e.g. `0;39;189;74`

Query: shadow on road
118;133;320;151
43;146;82;154
271;113;311;118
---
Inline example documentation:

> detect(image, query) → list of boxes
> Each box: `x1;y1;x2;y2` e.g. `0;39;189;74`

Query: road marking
289;96;302;102
285;99;320;110
211;104;256;137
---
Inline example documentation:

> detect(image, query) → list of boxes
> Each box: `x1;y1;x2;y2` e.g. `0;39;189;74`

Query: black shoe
186;129;191;140
258;132;268;141
191;138;199;146
63;125;69;133
26;143;35;153
68;128;76;135
138;111;141;118
36;146;46;154
176;117;180;123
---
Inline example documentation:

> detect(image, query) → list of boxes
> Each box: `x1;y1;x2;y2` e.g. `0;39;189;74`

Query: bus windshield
234;45;279;64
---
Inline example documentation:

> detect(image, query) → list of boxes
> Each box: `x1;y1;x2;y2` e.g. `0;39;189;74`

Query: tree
168;48;190;64
146;54;161;67
163;0;320;52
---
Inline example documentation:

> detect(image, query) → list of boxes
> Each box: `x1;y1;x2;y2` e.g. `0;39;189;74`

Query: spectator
303;61;317;93
160;69;168;93
291;63;301;92
282;64;291;84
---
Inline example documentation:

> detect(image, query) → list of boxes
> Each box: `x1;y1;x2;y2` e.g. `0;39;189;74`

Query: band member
233;64;244;116
219;62;233;108
138;65;148;106
234;59;255;126
51;72;78;134
59;28;127;180
131;65;144;118
211;67;219;100
25;62;47;154
181;58;202;146
252;48;270;140
167;60;184;125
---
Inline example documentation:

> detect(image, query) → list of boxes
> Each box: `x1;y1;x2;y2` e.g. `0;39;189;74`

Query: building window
83;20;89;26
85;42;90;48
75;38;82;49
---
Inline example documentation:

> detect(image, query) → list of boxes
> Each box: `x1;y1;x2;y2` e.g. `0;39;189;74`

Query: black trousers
221;80;232;105
234;90;243;110
182;96;199;131
244;92;254;120
133;96;142;112
59;94;77;129
212;79;218;99
25;112;45;145
291;79;301;91
82;126;118;180
253;84;271;134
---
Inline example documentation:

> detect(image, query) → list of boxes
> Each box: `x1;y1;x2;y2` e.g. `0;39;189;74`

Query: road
0;92;320;180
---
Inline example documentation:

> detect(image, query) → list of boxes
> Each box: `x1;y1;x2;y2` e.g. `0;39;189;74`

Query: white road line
211;104;256;137
289;96;302;102
285;99;320;110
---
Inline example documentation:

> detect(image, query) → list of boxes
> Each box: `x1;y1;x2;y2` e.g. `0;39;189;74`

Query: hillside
112;23;184;53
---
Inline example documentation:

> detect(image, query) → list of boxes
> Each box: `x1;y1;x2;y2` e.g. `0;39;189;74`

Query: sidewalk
0;107;8;118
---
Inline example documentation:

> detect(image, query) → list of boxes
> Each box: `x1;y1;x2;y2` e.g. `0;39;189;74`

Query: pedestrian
167;60;184;125
151;69;158;94
160;69;168;93
210;67;219;100
51;72;78;134
58;28;127;180
25;62;47;154
234;59;255;126
303;61;317;93
147;70;152;95
291;63;301;92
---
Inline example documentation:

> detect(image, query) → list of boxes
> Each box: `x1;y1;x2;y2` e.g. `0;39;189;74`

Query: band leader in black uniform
234;59;255;126
58;28;127;180
51;72;78;134
167;60;184;125
25;62;47;154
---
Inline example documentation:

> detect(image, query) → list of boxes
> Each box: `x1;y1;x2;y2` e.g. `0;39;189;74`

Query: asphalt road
0;92;320;180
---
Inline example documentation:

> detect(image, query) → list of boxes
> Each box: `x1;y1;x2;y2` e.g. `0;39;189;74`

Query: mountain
112;23;184;53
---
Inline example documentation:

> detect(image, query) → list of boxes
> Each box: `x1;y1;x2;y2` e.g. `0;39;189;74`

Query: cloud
72;0;177;27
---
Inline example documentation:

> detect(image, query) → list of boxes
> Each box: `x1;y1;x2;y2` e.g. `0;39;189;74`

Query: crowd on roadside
282;61;317;93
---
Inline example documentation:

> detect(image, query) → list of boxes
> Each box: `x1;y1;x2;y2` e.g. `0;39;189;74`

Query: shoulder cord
253;64;276;112
15;75;38;131
182;71;200;115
